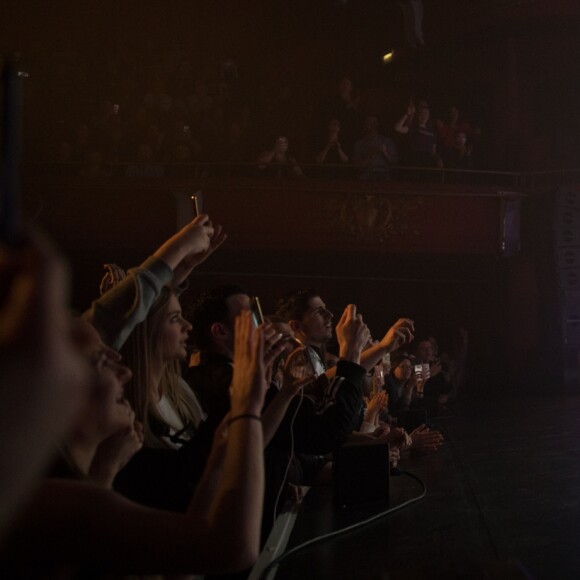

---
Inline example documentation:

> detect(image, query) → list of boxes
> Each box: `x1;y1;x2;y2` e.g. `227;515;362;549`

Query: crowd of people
0;214;468;578
27;43;481;181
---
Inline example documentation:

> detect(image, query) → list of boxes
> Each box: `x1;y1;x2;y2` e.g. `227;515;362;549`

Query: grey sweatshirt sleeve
82;256;173;350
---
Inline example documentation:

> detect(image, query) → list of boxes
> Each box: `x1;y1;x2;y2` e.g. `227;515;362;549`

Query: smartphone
413;364;422;377
190;194;199;217
113;103;120;114
250;296;264;327
183;124;190;133
382;352;391;375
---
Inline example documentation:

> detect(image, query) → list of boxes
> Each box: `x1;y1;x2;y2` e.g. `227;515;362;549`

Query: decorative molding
333;192;422;243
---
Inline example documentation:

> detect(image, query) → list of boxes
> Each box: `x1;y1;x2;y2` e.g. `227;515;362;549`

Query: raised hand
230;311;266;416
0;231;93;534
336;304;371;365
172;222;227;286
0;231;93;421
153;214;215;279
379;318;415;353
99;263;127;296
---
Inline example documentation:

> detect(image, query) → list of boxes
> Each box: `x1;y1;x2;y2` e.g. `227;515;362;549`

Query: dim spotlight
382;50;395;64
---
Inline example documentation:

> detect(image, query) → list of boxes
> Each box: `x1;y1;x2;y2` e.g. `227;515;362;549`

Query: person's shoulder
285;345;309;367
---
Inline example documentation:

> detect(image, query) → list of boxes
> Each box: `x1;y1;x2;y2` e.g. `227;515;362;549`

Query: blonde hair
122;287;199;448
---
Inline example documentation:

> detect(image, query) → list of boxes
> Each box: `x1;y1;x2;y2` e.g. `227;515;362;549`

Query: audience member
443;130;474;170
0;232;92;540
394;100;443;169
384;353;422;417
414;336;452;417
257;135;304;177
353;114;399;180
436;106;473;153
0;312;268;576
314;118;350;177
186;284;252;430
327;76;361;154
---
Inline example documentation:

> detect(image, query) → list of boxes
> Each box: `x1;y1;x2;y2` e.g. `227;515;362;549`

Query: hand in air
336;304;371;364
230;311;266;416
379;318;415;353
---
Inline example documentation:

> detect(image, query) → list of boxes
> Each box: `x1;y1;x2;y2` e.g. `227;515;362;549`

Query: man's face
417;340;434;362
298;296;333;345
418;107;430;124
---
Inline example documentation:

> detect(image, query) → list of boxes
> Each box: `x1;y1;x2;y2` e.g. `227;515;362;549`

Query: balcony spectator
394;100;443;170
443;130;474;171
314;118;350;178
257;136;304;178
327;76;362;154
353;115;399;180
435;106;474;153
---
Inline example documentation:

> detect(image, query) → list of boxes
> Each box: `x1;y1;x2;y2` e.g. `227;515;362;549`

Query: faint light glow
382;50;395;64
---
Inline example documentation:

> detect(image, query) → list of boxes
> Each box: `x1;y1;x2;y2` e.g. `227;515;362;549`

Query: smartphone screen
250;296;264;327
190;194;199;217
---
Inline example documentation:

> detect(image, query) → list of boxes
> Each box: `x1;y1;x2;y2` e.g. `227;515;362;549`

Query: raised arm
394;100;416;135
83;215;221;350
322;316;414;380
359;317;415;371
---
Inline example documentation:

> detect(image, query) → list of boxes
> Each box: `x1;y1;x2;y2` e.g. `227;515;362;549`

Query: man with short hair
185;284;250;427
276;288;415;388
414;336;451;416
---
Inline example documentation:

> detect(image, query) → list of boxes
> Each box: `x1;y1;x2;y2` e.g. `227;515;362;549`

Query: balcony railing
23;161;525;188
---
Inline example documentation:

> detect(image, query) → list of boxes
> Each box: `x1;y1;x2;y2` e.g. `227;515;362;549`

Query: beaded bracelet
228;413;262;426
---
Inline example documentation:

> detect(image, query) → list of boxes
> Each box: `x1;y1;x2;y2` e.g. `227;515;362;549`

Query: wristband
228;413;262;426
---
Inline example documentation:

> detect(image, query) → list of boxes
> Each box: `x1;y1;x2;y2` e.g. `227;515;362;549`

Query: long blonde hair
121;287;199;448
